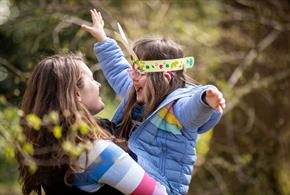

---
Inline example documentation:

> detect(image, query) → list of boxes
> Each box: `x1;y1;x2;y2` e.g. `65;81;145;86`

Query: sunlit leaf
23;143;34;155
79;121;89;135
0;95;7;105
28;161;37;174
4;146;15;159
48;111;59;124
53;125;62;139
26;114;42;131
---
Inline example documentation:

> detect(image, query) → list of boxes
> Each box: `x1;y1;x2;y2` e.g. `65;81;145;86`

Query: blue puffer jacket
94;39;222;195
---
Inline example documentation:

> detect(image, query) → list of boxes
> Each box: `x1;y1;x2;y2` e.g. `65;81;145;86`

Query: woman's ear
76;90;82;101
163;71;172;82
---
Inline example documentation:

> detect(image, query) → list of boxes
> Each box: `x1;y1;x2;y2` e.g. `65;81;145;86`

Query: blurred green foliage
0;0;289;195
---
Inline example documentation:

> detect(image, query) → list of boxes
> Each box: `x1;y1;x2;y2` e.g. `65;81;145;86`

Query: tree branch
204;161;230;195
225;69;290;113
0;123;35;166
0;57;29;80
227;29;281;88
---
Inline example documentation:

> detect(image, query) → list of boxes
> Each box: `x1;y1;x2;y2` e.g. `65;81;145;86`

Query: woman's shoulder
77;140;124;171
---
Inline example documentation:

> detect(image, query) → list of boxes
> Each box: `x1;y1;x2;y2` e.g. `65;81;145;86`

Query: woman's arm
72;140;167;195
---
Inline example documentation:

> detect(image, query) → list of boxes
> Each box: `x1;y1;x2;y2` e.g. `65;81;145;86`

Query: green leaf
0;95;7;105
26;114;42;130
79;121;89;135
23;143;34;155
16;132;26;143
53;125;62;139
62;140;73;153
48;111;59;124
28;161;37;174
4;146;15;159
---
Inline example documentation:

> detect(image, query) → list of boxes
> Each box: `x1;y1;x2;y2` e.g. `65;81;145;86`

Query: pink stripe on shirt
130;172;155;195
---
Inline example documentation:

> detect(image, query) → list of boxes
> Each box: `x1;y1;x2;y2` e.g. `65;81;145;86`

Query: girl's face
131;72;148;104
78;62;104;115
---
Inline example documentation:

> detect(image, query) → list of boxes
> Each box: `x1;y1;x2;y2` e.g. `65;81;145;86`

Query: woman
18;54;167;195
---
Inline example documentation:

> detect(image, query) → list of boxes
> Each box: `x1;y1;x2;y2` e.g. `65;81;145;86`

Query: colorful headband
133;57;194;73
114;23;194;73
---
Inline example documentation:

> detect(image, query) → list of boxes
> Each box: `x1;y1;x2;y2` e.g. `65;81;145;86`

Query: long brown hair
18;54;110;195
118;36;187;139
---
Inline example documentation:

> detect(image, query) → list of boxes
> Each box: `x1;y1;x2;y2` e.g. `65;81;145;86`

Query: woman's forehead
79;61;93;76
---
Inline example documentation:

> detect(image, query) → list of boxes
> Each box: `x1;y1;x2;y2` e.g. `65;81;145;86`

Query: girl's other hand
205;87;226;113
81;9;107;42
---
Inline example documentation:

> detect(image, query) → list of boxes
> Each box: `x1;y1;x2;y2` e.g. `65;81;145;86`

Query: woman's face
78;62;104;115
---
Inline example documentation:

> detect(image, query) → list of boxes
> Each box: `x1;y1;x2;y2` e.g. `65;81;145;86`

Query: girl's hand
81;9;107;42
204;87;226;113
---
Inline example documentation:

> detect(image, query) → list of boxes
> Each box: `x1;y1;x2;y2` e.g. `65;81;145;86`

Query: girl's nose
132;75;139;82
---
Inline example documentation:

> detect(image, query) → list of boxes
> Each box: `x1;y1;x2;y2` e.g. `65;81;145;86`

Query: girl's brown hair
18;54;110;195
118;36;187;139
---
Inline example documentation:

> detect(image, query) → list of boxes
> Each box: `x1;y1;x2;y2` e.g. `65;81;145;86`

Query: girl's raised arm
82;9;132;97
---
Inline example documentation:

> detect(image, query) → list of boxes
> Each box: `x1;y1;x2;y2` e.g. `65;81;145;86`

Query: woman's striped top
71;140;167;195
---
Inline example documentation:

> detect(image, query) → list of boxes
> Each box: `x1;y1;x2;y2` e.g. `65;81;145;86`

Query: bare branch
0;57;29;80
239;101;255;133
227;29;281;88
90;63;101;73
0;123;35;166
70;29;86;50
204;161;230;195
225;69;290;113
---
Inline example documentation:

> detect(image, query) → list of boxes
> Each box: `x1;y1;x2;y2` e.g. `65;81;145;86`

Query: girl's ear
163;72;172;82
76;90;82;101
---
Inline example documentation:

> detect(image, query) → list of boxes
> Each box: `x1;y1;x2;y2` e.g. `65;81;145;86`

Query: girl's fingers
90;9;97;24
206;87;226;112
207;88;214;96
218;98;225;104
93;9;100;23
94;9;99;21
218;106;224;113
217;99;226;109
98;11;103;23
215;105;223;113
98;11;103;20
222;103;226;109
91;9;104;26
81;24;92;32
94;9;101;22
207;88;222;99
213;98;225;112
98;11;104;25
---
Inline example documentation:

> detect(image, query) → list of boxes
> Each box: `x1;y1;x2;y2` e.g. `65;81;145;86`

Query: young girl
18;54;167;195
82;9;225;195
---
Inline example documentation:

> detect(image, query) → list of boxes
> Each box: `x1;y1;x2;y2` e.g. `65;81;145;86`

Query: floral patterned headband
132;57;194;73
114;23;194;73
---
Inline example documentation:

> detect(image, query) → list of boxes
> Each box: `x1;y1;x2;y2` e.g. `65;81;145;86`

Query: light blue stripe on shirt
99;153;132;186
72;143;123;186
78;183;103;193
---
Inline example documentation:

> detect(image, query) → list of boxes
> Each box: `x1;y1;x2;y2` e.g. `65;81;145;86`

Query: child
82;9;225;195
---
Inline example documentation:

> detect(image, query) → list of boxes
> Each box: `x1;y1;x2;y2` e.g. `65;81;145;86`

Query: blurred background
0;0;289;194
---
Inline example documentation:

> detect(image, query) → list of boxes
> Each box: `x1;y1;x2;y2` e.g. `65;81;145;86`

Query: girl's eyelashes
127;68;146;79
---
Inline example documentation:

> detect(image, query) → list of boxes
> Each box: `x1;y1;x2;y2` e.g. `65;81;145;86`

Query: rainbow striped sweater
71;140;167;194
